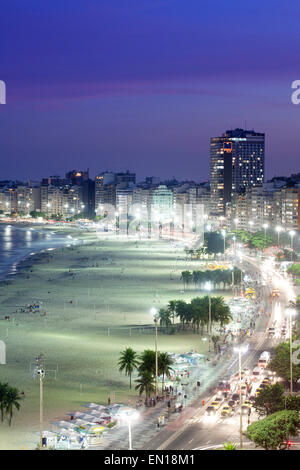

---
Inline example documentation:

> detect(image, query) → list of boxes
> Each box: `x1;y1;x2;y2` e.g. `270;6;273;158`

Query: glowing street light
150;307;159;397
232;235;237;255
289;231;296;261
262;223;268;248
285;306;297;394
118;409;139;450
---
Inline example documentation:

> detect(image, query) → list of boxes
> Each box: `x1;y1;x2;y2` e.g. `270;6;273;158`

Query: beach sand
0;228;225;449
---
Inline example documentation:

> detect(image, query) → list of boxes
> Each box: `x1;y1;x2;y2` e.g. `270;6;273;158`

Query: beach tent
52;420;76;430
35;430;58;449
88;409;111;418
83;403;106;411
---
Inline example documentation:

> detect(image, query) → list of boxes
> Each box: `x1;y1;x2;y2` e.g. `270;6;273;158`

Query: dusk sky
1;0;300;182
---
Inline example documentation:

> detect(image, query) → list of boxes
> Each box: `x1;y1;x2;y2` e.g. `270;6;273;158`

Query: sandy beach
0;226;225;449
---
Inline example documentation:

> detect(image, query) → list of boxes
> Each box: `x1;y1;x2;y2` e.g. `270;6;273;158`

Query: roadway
142;251;294;450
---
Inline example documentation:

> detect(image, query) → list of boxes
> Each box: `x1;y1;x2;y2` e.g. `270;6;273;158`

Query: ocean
0;224;77;280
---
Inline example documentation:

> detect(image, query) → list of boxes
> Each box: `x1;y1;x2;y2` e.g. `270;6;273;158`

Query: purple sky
1;0;300;182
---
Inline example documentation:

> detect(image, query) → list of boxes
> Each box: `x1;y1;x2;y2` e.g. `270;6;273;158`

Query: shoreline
0;222;89;283
0;231;219;450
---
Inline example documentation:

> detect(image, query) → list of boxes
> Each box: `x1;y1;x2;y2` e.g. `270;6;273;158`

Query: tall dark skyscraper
210;128;265;215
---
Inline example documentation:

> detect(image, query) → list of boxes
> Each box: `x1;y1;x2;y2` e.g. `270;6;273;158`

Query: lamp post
126;410;139;450
36;354;45;450
289;231;296;261
285;306;296;394
46;203;51;218
275;226;282;247
204;282;212;353
248;220;254;233
232;235;237;256
151;307;159;397
234;345;248;450
263;223;268;249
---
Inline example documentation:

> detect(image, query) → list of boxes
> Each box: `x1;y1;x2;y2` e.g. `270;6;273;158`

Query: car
249;395;256;403
256;385;266;396
218;380;231;392
261;378;271;386
259;383;268;390
213;396;224;404
205;406;216;416
240;404;252;414
260;351;270;360
221;405;233;417
252;366;264;379
258;358;269;368
210;401;221;410
231;393;240;402
271;289;280;298
228;399;237;410
267;328;275;338
244;400;252;407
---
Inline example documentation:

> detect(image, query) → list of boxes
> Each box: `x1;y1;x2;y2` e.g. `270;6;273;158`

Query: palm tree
181;271;192;290
211;296;232;327
138;350;156;375
158;352;174;392
174;300;189;329
135;371;155;399
0;382;9;422
167;300;177;324
4;386;22;426
158;308;172;332
118;347;139;389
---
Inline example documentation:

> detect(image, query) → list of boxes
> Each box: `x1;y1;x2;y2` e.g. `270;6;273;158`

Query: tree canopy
246;410;300;450
268;342;300;385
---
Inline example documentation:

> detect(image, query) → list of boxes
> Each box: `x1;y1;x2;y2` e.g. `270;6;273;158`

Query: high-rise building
210;128;265;215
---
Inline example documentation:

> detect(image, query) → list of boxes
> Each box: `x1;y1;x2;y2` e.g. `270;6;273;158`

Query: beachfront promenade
0;227;224;449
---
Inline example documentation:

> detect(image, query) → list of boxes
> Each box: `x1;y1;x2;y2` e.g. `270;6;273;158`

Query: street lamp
275;226;283;247
234;345;248;450
232;235;237;256
285;306;297;394
248;220;254;232
289;231;296;261
204;282;212;353
46;202;51;217
234;218;239;231
119;409;139;450
263;223;268;248
150;307;159;397
35;354;45;450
